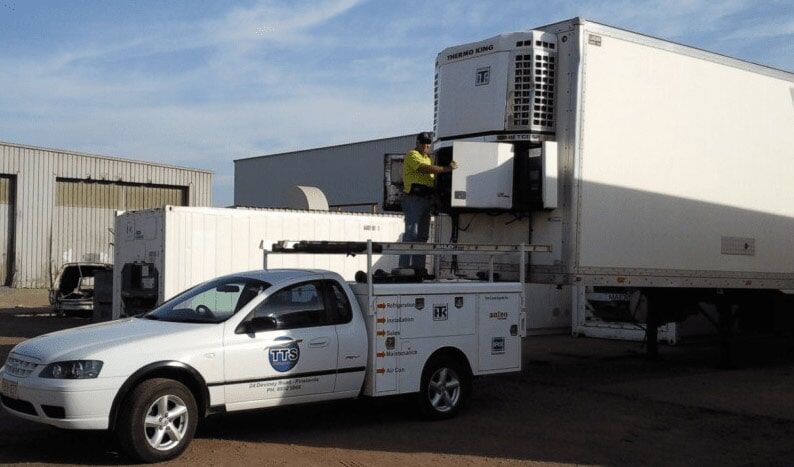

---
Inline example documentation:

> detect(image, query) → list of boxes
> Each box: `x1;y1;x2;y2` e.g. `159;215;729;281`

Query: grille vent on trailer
509;38;556;132
433;63;439;136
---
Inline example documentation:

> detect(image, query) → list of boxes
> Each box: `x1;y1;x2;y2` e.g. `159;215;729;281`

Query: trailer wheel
418;354;471;420
116;378;198;463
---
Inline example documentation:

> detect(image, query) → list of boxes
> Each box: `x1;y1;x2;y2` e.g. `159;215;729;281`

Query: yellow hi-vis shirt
403;149;434;193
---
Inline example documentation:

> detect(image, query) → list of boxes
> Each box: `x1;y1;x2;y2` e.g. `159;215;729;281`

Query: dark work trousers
399;193;432;270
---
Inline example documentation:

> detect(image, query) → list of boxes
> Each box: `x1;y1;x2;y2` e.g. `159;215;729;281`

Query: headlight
40;360;103;379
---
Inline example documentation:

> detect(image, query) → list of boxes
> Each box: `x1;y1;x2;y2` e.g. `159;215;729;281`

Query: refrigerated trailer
415;18;794;356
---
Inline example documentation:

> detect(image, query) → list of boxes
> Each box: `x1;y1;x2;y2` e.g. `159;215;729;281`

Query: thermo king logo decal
268;337;301;372
475;66;490;86
433;305;448;321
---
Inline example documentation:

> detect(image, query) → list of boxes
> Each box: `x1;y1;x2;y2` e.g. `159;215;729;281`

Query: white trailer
112;206;404;318
422;18;794;355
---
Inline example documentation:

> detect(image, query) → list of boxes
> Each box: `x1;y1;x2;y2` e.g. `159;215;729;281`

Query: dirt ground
2;288;794;466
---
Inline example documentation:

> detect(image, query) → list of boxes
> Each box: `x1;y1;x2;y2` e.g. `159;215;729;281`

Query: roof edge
535;17;793;79
233;134;417;163
0;140;214;174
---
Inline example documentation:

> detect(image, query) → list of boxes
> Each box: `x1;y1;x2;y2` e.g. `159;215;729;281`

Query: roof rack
271;240;551;255
265;240;552;308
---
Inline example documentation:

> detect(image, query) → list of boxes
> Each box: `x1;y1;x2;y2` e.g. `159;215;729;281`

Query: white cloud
723;17;794;40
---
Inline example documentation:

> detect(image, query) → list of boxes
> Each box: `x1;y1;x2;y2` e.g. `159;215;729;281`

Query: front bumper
0;371;124;430
55;299;94;312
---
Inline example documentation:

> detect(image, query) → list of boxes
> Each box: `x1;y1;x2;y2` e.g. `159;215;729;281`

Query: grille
433;62;440;136
1;395;37;415
4;355;39;378
42;404;66;419
509;39;556;133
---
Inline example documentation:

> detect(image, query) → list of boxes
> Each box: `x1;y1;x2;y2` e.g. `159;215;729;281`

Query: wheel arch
108;361;210;431
424;346;473;379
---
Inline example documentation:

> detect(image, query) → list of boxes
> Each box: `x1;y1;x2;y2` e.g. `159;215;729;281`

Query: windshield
142;276;271;323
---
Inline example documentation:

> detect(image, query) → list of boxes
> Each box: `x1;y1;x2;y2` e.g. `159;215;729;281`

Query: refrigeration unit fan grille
511;42;556;132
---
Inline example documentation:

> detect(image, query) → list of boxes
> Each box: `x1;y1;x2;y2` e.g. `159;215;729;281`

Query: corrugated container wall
0;141;212;288
112;206;406;317
234;135;416;212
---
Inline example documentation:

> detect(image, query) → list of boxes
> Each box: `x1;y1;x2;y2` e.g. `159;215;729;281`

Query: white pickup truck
0;242;545;462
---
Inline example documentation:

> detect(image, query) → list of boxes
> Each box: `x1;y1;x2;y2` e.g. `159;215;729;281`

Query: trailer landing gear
716;301;736;369
645;297;660;361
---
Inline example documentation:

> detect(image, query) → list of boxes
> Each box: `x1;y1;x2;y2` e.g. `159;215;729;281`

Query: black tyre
418;354;471;420
116;378;198;463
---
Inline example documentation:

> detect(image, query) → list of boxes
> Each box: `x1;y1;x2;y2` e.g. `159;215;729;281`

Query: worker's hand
448;161;458;171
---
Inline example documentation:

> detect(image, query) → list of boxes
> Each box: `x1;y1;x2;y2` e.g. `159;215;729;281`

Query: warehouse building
234;134;414;212
0;141;212;288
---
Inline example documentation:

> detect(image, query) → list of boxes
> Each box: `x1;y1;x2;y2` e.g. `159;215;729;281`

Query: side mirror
236;316;278;335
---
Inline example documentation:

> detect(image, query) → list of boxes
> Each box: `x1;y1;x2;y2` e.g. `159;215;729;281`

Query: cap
416;132;433;145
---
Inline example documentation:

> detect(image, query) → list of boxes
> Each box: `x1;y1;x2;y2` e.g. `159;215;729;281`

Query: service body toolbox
351;282;523;396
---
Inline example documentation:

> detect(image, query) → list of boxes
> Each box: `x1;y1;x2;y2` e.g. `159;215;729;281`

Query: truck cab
221;270;368;411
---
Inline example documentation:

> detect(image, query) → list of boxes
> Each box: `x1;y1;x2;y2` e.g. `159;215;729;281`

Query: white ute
0;241;547;462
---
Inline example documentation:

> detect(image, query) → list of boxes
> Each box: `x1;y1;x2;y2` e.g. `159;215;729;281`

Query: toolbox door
478;293;521;372
399;293;476;338
369;295;400;394
398;293;477;393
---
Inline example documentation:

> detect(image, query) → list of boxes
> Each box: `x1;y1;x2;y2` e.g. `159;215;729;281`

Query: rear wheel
418;355;471;419
116;378;198;463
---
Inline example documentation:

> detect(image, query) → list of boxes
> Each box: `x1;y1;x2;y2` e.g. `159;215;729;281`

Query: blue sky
0;0;791;206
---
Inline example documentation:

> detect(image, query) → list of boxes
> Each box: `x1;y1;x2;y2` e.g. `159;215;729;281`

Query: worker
399;131;457;272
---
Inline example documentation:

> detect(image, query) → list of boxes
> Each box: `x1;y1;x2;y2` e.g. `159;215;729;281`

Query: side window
182;283;244;318
254;281;326;329
325;280;352;325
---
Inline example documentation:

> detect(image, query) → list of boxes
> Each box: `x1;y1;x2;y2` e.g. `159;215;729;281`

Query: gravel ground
2;288;794;465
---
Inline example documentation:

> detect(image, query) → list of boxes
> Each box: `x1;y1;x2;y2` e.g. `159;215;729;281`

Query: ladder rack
265;240;552;308
271;240;551;255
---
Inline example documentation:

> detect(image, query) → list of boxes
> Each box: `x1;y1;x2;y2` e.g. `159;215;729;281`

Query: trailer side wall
570;24;794;285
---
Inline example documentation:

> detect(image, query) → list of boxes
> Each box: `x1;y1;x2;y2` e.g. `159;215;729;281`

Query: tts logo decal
475;66;490;86
268;336;301;372
455;297;464;309
433;305;448;321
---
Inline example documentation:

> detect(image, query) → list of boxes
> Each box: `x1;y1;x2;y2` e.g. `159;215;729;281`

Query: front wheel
116;378;198;463
418;355;471;420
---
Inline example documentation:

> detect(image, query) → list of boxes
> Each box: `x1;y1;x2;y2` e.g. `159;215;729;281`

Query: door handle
309;337;329;348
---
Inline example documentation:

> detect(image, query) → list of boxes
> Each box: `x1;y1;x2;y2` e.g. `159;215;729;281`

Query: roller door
0;176;15;285
52;179;186;277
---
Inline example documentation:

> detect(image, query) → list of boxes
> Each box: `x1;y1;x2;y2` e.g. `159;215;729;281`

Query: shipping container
112;206;405;317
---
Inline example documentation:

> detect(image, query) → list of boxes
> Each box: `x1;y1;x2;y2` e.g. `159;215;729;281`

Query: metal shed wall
234;135;415;212
0;142;213;288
